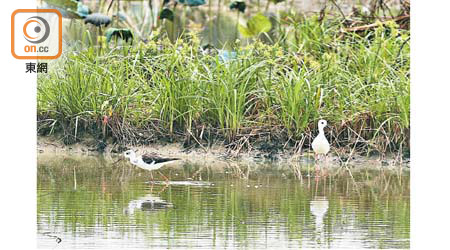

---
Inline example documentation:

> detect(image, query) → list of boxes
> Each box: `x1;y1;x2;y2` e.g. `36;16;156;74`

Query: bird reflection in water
310;196;329;231
124;194;173;215
310;172;329;244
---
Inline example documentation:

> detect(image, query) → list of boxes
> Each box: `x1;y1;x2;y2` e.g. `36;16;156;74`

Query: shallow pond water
37;155;409;249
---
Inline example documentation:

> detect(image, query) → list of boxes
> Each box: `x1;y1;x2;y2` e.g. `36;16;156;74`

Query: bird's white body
312;120;330;155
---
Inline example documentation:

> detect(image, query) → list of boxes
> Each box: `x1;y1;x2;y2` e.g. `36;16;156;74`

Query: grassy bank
38;17;409;157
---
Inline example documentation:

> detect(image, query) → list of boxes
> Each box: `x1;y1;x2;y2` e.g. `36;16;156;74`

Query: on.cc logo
11;9;62;60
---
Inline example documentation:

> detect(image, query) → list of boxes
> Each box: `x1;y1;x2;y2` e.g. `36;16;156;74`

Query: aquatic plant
84;13;112;27
105;28;133;43
159;8;175;21
229;1;246;13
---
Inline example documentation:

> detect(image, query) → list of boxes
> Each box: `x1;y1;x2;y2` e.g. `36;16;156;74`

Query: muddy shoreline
37;136;409;169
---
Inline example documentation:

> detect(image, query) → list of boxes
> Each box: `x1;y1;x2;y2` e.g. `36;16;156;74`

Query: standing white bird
311;119;330;161
123;150;180;181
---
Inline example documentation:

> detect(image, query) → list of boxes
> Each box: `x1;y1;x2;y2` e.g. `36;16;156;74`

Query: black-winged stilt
123;150;180;181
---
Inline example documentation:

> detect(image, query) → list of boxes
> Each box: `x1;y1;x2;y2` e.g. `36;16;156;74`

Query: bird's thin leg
149;171;154;183
321;155;328;177
314;157;320;176
322;154;328;176
314;153;320;167
158;183;169;195
315;154;323;177
158;171;169;183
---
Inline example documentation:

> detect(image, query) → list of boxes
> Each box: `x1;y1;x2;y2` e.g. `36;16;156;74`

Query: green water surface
37;156;409;249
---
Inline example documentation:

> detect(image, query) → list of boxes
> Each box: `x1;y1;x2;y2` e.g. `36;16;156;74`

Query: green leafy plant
238;13;272;38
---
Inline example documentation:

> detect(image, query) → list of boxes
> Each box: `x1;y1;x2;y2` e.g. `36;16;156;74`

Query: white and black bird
312;119;330;161
123;150;180;181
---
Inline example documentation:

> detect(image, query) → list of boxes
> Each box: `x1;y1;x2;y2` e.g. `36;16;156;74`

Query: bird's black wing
142;154;180;164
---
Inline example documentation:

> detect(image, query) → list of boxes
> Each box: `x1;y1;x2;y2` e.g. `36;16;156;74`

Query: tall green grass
38;18;409;154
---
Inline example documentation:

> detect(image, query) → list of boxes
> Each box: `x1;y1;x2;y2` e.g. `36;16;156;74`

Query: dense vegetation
38;2;410;156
